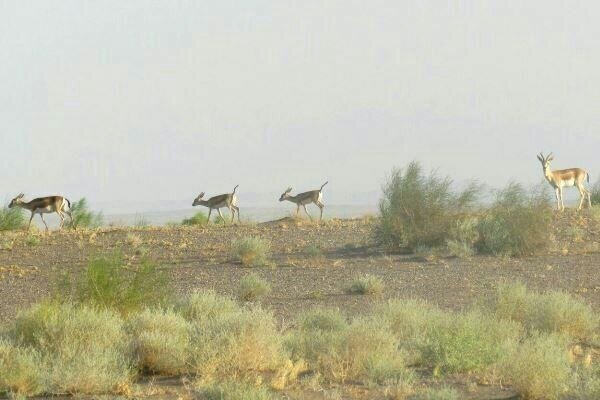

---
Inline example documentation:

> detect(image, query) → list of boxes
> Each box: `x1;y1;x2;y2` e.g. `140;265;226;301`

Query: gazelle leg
577;185;585;211
296;205;300;217
228;206;235;222
217;208;225;223
303;205;312;220
40;214;49;232
316;201;324;221
66;210;74;228
207;208;212;223
233;205;240;222
28;212;34;231
559;188;565;211
57;211;65;229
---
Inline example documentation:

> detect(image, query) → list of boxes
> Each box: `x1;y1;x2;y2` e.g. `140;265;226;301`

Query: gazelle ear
547;155;554;162
286;187;292;194
537;154;543;162
18;193;24;199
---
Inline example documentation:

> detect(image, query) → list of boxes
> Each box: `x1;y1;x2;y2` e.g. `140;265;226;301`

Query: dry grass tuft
230;236;271;267
237;273;271;302
345;274;385;296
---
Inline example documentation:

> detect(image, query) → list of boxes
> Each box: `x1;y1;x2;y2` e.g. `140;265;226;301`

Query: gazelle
8;193;73;231
537;152;592;211
193;185;240;223
279;181;328;221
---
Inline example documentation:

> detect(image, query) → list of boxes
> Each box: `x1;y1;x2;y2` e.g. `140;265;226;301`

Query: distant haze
1;2;599;214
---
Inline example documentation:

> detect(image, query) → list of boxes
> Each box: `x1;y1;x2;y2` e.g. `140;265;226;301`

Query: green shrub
0;207;24;231
345;274;385;296
179;291;283;381
303;243;324;258
126;308;191;375
199;380;276;400
10;302;131;394
64;198;103;229
231;236;271;267
591;179;600;206
25;234;40;246
416;387;460;400
55;252;169;313
0;339;43;396
486;282;598;340
572;364;600;400
286;314;410;384
499;333;571;400
237;273;271;302
446;216;479;258
182;211;208;226
377;161;479;251
477;182;552;256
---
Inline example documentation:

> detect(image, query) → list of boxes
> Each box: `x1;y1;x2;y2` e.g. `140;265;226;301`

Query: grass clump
55;252;169;314
25;234;40;246
286;312;411;385
377;161;479;251
9;302;131;394
486;282;598;340
416;387;460;400
231;236;271;267
64;198;103;229
182;211;208;226
345;274;385;296
237;273;271;302
591;179;600;206
0;207;24;231
477;182;552;257
499;333;571;400
0;339;43;396
199;380;276;400
126;308;191;375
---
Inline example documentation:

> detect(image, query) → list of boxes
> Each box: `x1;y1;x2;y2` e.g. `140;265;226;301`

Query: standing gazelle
279;181;328;221
192;185;240;223
537;153;592;211
8;193;73;231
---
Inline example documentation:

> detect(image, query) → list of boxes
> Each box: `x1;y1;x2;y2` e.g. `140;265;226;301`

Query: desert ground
0;211;599;399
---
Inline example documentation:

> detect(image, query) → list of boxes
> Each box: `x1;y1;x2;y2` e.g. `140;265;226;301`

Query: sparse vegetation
134;214;150;227
377;161;479;251
55;252;169;313
25;234;39;246
182;211;208;226
64;198;103;229
0;207;24;231
199;380;276;400
477;182;552;257
416;387;460;400
345;274;385;296
231;236;271;267
237;273;271;301
591;179;600;206
303;243;324;258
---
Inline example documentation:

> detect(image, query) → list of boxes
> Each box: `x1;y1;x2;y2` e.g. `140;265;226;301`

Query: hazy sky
1;1;599;210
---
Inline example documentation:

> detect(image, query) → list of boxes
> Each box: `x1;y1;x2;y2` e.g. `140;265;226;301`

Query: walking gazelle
8;194;73;231
279;181;328;221
537;152;592;211
192;185;240;223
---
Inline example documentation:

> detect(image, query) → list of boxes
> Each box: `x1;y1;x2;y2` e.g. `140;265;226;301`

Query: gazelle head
8;193;25;208
279;187;293;202
537;152;554;172
192;192;205;206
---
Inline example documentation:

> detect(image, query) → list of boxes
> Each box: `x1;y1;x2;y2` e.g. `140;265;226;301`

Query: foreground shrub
199;380;276;400
179;291;283;381
0;339;43;396
286;313;411;384
500;333;571;400
237;273;271;302
477;182;552;256
345;274;385;296
182;211;209;226
56;252;169;314
126;308;191;375
486;282;598;340
0;207;24;231
377;161;479;251
64;198;103;229
10;302;131;394
231;236;271;267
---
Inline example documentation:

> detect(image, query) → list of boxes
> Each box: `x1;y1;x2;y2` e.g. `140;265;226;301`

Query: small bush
477;182;552;256
64;198;103;229
0;339;43;396
56;252;169;313
231;236;271;267
0;207;24;231
377;161;479;251
10;302;131;394
591;179;600;206
126;308;191;375
500;333;571;400
237;273;271;302
25;234;40;246
199;380;276;400
345;274;385;296
297;309;347;333
126;233;142;247
177;290;239;323
304;243;324;258
182;211;208;226
416;387;460;400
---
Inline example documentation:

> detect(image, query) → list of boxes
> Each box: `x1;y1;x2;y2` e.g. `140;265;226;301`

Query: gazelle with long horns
537;153;592;211
279;181;328;221
8;194;73;231
192;185;240;223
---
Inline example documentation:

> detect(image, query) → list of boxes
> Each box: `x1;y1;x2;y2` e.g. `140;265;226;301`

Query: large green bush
64;198;103;229
0;207;24;231
377;162;479;251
